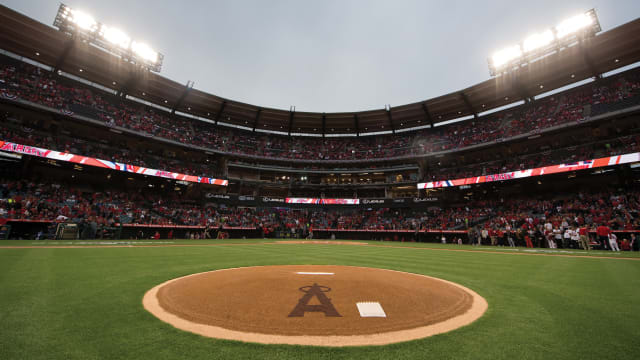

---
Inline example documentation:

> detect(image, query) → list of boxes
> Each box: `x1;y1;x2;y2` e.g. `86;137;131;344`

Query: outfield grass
1;240;639;359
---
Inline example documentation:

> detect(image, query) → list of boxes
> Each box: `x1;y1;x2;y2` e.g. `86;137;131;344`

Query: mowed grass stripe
0;243;639;360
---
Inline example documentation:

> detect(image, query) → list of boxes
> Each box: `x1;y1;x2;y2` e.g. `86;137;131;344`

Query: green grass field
1;239;639;359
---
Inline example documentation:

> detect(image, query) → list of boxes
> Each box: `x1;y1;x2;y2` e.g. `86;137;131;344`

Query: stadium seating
1;55;639;246
2;55;640;162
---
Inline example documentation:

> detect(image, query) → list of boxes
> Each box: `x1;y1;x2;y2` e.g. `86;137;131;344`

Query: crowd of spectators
471;189;640;250
2;177;637;248
2;119;637;186
0;179;267;228
0;178;472;229
2;55;640;162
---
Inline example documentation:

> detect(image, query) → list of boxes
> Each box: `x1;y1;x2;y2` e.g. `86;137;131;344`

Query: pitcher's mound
143;265;487;346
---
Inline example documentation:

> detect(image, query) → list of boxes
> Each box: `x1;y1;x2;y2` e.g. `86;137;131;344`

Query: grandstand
0;3;638;247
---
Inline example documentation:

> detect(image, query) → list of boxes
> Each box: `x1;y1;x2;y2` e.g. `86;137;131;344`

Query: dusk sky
1;0;639;112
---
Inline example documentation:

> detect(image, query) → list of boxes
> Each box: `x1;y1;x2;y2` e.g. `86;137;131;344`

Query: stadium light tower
53;3;164;72
488;9;601;76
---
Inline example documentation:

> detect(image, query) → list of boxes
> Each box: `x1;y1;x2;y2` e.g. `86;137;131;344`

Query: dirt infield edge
142;265;488;347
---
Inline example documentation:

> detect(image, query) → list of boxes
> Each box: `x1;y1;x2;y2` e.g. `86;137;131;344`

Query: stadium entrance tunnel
143;265;487;346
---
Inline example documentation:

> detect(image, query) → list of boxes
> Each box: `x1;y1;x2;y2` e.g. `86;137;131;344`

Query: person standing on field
524;232;533;248
516;228;524;247
506;224;515;247
570;227;580;249
549;228;560;249
579;225;590;251
490;228;498;246
608;233;620;251
544;221;553;236
497;228;505;246
596;223;610;250
307;224;313;240
563;228;572;249
481;228;488;246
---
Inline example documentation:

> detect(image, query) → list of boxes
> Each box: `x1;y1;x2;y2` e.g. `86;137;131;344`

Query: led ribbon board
0;140;228;186
418;152;640;189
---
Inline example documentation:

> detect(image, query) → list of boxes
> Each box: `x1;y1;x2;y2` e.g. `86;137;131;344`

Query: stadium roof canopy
1;5;640;136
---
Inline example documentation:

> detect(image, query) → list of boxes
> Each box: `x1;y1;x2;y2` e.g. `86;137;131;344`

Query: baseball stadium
1;1;640;359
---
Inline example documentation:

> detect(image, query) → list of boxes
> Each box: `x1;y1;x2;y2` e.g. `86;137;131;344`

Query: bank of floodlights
53;3;164;72
488;9;601;76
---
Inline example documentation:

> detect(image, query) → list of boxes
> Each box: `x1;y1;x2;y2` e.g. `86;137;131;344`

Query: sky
1;0;639;113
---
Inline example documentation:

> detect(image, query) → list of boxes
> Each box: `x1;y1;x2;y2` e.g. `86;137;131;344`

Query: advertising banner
285;198;360;205
418;152;640;189
0;140;228;186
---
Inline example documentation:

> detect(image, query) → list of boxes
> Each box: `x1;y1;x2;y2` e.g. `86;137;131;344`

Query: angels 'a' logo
288;283;341;317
